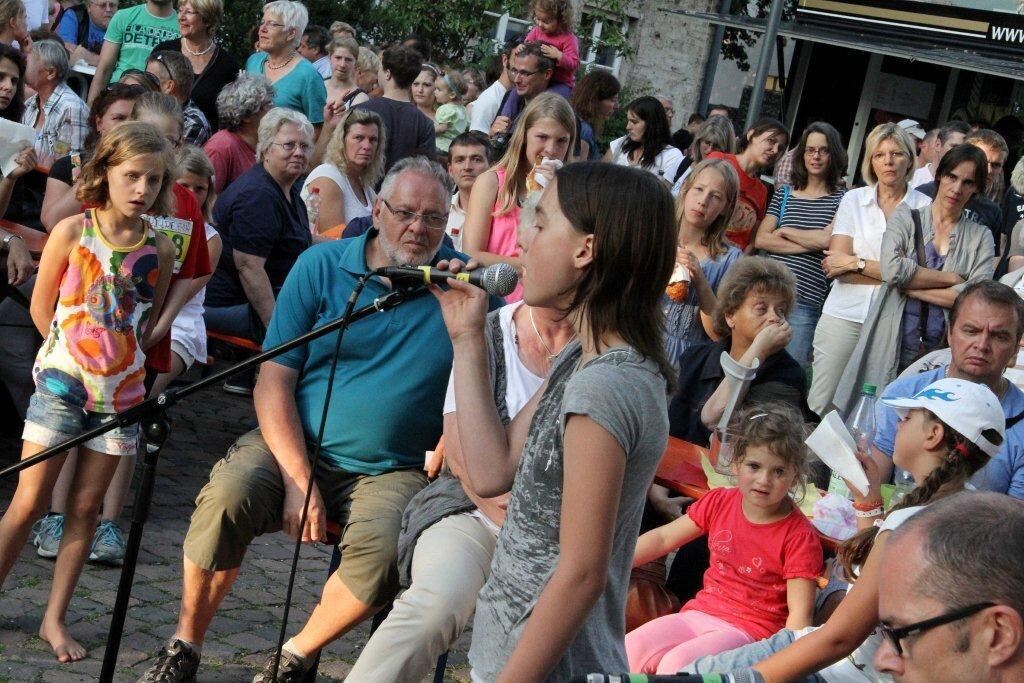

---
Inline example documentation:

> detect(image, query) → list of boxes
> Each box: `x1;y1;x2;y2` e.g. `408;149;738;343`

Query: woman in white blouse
301;107;384;234
605;96;683;185
807;122;931;416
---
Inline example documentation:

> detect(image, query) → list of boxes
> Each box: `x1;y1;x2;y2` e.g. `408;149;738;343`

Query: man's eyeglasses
271;141;312;154
382;198;448;231
90;0;118;9
508;67;540;80
880;602;994;657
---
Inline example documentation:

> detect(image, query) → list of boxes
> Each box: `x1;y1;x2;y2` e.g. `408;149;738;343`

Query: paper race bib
144;215;193;274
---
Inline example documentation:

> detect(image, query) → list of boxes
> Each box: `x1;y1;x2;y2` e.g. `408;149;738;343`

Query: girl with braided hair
687;376;1005;683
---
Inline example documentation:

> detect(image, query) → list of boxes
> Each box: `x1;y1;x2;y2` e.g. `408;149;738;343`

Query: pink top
487;167;523;302
524;26;579;89
204;130;256;195
683;487;823;640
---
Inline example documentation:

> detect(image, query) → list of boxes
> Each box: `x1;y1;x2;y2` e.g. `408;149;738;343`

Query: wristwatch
1;233;22;252
855;258;866;273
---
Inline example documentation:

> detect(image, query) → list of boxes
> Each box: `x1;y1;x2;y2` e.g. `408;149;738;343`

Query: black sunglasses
880;602;994;657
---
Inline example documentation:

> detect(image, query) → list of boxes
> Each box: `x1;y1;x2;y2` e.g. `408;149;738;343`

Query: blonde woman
153;0;239;130
807;122;930;416
355;45;381;97
671;114;737;195
302;107;384;233
461;91;575;300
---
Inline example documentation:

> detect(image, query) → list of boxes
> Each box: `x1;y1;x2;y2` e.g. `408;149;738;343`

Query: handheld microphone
374;263;519;297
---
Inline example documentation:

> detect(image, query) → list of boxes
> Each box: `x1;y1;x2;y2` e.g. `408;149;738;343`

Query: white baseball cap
882;378;1005;457
897;118;927;140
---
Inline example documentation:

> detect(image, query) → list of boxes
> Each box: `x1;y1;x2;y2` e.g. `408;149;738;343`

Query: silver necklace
529;308;574;362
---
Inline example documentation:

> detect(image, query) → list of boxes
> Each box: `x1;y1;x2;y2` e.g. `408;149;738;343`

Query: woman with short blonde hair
807;122;930;416
153;0;239;130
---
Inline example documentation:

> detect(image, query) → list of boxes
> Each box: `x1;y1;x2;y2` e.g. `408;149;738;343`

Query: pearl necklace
267;52;297;71
183;38;214;57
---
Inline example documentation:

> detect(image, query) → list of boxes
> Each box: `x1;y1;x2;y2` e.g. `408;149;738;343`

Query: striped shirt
764;187;845;310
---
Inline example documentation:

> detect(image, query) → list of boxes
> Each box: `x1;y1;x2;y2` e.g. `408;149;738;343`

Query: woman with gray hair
807;122;931;416
301;107;385;234
153;0;239;130
203;72;274;193
204;107;314;357
244;0;327;135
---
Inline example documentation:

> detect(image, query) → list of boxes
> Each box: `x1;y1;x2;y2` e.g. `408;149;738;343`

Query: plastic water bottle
829;383;877;500
889;468;916;508
305;186;321;234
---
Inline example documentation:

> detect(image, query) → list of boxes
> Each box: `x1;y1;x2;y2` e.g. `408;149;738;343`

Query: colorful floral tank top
33;209;161;413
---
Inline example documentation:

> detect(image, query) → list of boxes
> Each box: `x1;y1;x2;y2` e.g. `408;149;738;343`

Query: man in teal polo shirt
139;157;495;682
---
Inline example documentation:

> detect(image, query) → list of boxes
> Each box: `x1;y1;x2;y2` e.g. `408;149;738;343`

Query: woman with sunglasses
153;0;238;130
687;377;1003;683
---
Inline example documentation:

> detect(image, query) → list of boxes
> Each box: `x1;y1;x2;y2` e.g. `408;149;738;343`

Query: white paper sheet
0;119;37;178
805;410;871;497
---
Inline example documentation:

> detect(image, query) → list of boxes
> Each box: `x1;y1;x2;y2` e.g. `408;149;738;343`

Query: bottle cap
861;383;877;395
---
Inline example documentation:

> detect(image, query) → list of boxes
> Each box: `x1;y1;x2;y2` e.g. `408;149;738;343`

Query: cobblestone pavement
0;363;473;682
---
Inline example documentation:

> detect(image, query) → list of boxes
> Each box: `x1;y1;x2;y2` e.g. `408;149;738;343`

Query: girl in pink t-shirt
525;0;580;93
626;405;823;674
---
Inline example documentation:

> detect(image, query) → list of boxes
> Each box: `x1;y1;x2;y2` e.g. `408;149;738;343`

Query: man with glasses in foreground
875;491;1024;681
139;156;500;682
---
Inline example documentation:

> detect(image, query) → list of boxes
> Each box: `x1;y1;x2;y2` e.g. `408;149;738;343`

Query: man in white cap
870;281;1024;499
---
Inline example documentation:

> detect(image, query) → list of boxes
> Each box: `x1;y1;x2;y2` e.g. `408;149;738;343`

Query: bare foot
39;621;87;662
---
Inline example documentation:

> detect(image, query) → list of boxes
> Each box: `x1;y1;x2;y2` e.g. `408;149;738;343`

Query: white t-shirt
446;191;467;252
609;136;684;182
911;163;934;190
443;301;544;418
173;223;219;365
470;80;509;134
301;163;375;226
822;185;931;323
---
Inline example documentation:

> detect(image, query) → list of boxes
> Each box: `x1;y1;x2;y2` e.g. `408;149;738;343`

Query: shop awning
667;10;1024;81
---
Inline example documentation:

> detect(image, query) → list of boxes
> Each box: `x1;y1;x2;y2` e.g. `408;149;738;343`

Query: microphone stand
0;283;426;683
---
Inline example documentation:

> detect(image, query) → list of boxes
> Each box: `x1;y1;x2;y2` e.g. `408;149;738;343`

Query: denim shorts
23;391;139;456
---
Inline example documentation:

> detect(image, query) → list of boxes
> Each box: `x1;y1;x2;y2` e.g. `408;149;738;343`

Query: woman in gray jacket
835;143;995;414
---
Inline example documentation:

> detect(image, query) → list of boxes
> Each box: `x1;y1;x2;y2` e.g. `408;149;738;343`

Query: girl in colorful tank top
0;122;175;663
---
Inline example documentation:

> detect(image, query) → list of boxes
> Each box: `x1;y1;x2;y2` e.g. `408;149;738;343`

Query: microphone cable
269;273;370;681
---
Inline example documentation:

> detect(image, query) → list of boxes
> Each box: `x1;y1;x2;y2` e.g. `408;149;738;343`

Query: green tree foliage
215;0;634;69
721;0;796;70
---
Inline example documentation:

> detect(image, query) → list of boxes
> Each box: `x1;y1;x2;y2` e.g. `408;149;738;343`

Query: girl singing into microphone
431;161;676;681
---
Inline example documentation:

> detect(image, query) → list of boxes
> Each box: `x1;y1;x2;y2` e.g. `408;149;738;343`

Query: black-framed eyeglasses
880;602;994;657
508;67;540;80
382;198;448;231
